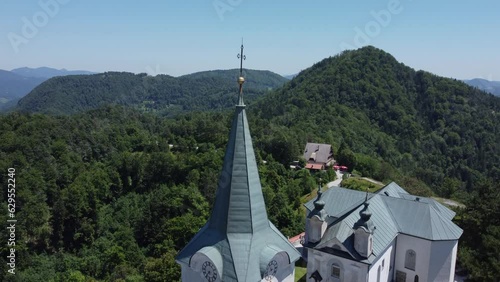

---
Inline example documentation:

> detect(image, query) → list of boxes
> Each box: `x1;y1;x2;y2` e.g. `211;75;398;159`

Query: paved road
327;170;344;188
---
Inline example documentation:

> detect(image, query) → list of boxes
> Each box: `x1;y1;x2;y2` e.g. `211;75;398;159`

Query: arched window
414;275;419;282
405;249;416;270
377;265;381;282
331;264;341;278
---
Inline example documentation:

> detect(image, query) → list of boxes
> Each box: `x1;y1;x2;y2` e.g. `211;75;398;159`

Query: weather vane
236;38;246;105
237;38;246;77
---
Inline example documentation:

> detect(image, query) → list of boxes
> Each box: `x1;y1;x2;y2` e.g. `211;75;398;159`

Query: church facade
175;44;301;282
303;182;463;282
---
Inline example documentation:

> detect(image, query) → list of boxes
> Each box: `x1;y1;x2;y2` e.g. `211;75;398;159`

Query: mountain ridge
11;67;96;79
463;78;500;96
251;46;499;194
0;70;46;111
16;69;289;115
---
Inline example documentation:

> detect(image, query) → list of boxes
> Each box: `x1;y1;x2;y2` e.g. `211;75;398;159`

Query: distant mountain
11;67;96;79
464;78;500;96
183;69;287;91
283;73;298;80
17;69;288;115
252;46;499;195
0;70;46;110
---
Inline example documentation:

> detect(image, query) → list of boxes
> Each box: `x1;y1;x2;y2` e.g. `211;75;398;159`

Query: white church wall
260;264;295;282
181;264;209;282
261;251;296;282
306;216;327;243
394;234;431;282
427;240;458;282
180;252;222;282
367;239;395;282
306;248;368;282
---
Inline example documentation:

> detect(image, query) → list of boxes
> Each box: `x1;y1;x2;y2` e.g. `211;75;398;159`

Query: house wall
367;239;395;282
393;234;432;282
306;248;369;282
427;240;458;282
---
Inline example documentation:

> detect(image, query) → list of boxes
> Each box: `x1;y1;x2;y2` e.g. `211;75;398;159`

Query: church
175;43;301;281
176;44;463;282
303;182;463;282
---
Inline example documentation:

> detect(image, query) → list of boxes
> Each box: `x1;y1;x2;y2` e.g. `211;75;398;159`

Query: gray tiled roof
303;143;334;164
176;101;300;281
304;187;366;218
305;182;463;264
383;196;463;240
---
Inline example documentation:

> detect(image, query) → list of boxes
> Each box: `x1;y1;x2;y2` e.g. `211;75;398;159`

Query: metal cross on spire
237;38;246;77
237;39;246;105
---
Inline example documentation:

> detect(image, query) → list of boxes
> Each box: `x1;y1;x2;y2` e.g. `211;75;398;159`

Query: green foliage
0;106;314;280
0;46;499;280
456;180;500;281
340;177;383;193
336;141;357;172
252;46;499;198
17;69;288;116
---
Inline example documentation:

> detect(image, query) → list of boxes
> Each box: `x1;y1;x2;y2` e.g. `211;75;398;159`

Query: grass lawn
341;177;384;193
295;265;307;282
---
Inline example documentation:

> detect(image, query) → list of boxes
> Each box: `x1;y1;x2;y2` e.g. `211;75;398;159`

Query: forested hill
17;69;288;115
1;47;499;280
252;46;499;195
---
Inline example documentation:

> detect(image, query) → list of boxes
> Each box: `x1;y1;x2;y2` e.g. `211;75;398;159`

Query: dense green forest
0;106;325;281
16;69;287;116
252;46;499;198
0;46;499;280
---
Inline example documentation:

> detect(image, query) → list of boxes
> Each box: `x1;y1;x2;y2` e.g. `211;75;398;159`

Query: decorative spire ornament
237;39;246;105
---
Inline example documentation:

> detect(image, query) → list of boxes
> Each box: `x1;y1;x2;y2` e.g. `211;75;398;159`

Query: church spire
237;39;246;105
207;41;268;233
176;42;300;282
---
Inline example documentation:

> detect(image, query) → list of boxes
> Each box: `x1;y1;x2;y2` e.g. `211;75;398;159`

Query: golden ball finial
238;76;245;84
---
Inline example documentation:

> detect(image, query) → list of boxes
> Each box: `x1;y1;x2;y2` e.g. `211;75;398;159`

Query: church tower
175;42;301;282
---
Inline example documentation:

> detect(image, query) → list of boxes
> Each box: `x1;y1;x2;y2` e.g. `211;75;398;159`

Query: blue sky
0;0;499;80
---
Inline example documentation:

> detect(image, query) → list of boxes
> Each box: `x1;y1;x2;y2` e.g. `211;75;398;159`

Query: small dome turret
354;202;374;233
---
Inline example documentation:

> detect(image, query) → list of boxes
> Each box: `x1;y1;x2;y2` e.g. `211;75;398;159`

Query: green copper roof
208;104;269;233
176;101;300;281
305;183;462;265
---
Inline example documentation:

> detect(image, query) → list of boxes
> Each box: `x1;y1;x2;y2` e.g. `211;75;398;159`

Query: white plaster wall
181;264;206;282
180;252;223;282
305;217;327;243
367;239;395;282
306;248;368;282
183;260;295;282
260;265;295;282
427;240;458;282
394;234;432;282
